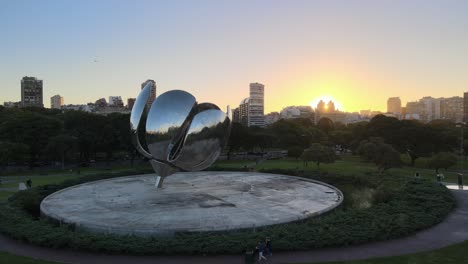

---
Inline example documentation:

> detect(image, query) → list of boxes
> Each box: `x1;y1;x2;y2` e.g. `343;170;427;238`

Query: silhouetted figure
265;237;272;256
458;173;464;190
26;179;32;189
257;241;267;262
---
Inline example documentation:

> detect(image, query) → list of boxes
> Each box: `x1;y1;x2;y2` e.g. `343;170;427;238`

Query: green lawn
257;155;463;184
0;164;152;202
1;155;463;203
0;252;58;264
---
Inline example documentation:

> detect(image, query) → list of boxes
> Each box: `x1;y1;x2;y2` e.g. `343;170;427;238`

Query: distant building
95;98;108;108
405;97;442;122
265;112;280;125
360;109;371;117
232;107;240;123
318;112;347;124
317;100;326;113
405;101;423;118
401;107;407;118
141;80;156;109
441;96;463;122
50;95;64;109
3;101;20;108
464;92;468;122
21;76;43;107
239;97;249;126
62;104;93;112
108;96;124;107
280;106;314;120
127;98;136;110
420;97;441;121
387;97;402;114
248;83;265;127
327;101;336;113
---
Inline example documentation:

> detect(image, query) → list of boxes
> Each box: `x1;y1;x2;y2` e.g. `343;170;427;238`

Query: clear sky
1;0;468;113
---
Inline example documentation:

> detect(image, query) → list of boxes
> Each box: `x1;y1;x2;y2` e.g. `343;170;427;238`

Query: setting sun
310;95;344;112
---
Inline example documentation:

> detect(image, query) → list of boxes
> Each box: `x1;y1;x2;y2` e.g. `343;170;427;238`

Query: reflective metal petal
146;90;197;162
130;83;153;159
172;109;230;171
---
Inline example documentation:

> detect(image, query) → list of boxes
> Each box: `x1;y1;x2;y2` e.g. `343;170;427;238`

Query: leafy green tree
316;117;334;135
398;120;434;166
45;135;77;169
0;111;62;166
0;142;29;169
287;146;303;160
226;123;247;159
357;138;401;175
301;143;337;168
427;152;458;174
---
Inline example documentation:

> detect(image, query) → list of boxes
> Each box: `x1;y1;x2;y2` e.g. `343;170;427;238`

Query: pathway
0;189;467;264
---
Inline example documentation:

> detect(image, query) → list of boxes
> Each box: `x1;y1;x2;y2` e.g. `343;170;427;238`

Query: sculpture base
40;172;343;236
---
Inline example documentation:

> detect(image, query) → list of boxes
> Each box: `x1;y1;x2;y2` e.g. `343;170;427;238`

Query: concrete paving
40;172;343;236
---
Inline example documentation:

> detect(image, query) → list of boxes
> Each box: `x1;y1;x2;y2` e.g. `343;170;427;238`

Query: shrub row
0;170;455;255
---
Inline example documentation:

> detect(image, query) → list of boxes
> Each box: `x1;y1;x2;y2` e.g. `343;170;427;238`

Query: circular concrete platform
40;172;343;236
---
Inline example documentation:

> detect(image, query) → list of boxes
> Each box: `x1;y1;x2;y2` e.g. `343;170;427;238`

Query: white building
141;80;156;109
280;106;314;120
247;83;265;127
387;97;402;114
108;96;124;107
50;95;64;109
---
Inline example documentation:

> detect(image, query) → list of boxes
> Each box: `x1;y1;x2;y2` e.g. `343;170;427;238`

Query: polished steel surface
130;83;231;187
172;109;230;171
146;90;196;162
130;83;153;159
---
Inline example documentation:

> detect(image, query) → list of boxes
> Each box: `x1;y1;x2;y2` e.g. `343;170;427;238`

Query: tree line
0;106;464;172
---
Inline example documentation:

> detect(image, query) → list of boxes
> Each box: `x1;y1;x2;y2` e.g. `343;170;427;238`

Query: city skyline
1;1;468;113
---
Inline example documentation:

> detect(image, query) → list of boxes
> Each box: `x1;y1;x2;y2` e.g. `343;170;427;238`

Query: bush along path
0;171;465;264
0;188;466;264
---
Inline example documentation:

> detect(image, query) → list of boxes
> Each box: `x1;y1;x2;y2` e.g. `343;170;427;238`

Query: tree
45;135;77;169
287;146;303;160
226;123;247;159
357;138;401;175
0;142;29;169
0;112;62;166
317;117;334;135
301;143;337;168
427;152;458;174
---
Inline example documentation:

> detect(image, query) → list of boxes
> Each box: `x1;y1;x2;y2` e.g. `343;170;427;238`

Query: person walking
265;237;272;256
257;241;267;262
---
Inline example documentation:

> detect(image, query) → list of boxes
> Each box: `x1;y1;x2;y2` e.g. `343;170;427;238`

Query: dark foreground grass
0;252;58;264
297;240;468;264
1;240;467;264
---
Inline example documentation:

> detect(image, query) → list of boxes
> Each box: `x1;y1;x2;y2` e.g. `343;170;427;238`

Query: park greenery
0;165;455;255
0;106;463;258
0;106;466;175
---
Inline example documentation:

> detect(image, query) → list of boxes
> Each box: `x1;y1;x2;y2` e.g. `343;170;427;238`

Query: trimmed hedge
0;170;456;255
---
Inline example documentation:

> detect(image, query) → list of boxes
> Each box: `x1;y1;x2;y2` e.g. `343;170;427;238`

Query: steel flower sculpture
130;81;231;188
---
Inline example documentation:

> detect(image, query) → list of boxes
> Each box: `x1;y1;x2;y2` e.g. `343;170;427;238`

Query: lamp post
456;123;465;190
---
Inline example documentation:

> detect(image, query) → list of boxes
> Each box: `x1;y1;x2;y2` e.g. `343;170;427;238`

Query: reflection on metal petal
146;90;196;162
130;84;231;188
172;109;230;171
130;83;153;159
